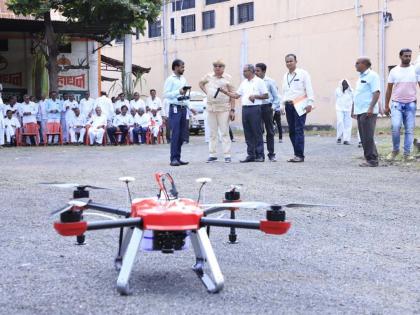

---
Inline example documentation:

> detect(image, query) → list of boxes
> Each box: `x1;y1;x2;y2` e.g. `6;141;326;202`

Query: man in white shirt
94;91;113;123
107;105;134;145
19;94;39;145
79;91;95;119
4;109;21;146
281;54;314;162
149;108;163;144
220;64;269;162
87;107;107;145
4;96;20;120
114;93;130;115
130;92;146;113
68;107;87;145
132;108;150;144
146;89;162;111
19;94;38;125
62;94;78;143
385;48;419;161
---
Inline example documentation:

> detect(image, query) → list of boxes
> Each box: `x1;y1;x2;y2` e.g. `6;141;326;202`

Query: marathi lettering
58;74;86;89
0;73;23;87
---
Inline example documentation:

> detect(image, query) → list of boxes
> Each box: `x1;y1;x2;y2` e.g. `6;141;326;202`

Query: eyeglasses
213;64;224;68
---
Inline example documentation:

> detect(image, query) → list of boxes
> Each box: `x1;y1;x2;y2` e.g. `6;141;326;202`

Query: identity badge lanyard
287;73;297;87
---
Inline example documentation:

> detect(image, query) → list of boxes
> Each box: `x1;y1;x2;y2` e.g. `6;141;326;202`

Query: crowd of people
0;89;168;147
1;48;419;168
165;48;419;167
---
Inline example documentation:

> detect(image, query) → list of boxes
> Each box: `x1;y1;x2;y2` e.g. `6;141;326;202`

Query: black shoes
206;157;218;163
255;157;265;162
343;141;350;145
170;160;189;166
240;157;255;163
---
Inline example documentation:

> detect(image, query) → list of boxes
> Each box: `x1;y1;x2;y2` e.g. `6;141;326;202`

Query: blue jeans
285;102;307;158
391;101;417;154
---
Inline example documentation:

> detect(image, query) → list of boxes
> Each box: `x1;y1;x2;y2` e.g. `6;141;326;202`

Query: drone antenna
118;177;136;205
196;178;212;204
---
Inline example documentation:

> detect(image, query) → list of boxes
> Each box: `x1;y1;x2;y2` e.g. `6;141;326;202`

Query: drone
46;173;330;295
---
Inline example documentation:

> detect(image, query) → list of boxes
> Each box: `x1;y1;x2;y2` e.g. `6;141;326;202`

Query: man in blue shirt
255;63;280;161
164;59;190;166
352;57;380;167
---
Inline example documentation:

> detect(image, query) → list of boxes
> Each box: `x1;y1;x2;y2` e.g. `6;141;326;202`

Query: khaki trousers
207;110;231;157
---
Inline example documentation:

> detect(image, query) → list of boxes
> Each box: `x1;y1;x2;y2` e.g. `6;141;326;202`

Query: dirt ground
0;134;419;314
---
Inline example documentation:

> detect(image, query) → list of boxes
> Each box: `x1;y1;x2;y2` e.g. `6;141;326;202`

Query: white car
188;91;207;135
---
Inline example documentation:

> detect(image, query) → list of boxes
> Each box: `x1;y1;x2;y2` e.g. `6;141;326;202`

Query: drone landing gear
190;228;224;293
115;227;134;271
116;227;143;295
76;234;86;245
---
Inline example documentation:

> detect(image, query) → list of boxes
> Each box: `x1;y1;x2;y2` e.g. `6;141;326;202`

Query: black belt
261;103;272;106
242;105;260;108
170;104;187;108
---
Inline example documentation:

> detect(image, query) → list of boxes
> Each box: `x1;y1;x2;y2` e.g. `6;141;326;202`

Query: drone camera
153;231;188;254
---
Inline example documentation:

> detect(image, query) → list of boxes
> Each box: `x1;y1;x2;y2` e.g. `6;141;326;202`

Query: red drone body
51;173;292;295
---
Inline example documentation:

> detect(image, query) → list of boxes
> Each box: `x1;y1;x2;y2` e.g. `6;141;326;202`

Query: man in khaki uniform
199;60;235;163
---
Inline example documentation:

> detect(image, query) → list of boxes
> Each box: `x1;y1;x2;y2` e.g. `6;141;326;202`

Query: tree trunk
44;12;59;93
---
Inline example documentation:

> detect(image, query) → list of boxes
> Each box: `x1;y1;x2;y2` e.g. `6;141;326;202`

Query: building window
238;2;254;23
181;14;196;33
171;18;175;35
172;0;195;12
229;6;234;25
206;0;229;4
202;10;215;30
0;39;8;51
148;20;161;38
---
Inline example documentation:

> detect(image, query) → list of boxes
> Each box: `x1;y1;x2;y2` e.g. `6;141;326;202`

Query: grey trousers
357;113;378;164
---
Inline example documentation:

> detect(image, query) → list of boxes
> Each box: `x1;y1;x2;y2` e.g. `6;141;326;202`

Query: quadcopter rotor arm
87;202;131;217
200;217;290;235
54;218;142;236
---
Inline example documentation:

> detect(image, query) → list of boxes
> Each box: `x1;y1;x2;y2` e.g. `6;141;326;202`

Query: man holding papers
282;54;314;162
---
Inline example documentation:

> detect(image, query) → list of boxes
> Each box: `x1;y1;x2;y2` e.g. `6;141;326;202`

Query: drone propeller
40;182;110;190
49;198;90;217
202;201;271;210
202;201;338;216
282;203;337;208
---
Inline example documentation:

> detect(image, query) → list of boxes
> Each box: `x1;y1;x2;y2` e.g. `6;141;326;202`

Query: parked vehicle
188;91;207;135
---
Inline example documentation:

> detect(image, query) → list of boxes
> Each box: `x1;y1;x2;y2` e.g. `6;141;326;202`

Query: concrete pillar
123;34;133;96
88;40;99;98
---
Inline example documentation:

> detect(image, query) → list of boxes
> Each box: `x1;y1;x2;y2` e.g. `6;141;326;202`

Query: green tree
7;0;161;93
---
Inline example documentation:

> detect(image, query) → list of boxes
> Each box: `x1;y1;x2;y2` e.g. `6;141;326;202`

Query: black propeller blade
40;182;111;190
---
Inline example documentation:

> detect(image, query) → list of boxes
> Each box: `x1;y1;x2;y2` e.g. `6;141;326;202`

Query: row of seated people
1;105;164;147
